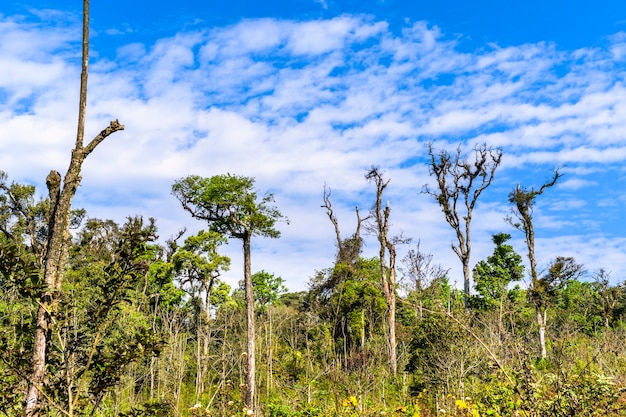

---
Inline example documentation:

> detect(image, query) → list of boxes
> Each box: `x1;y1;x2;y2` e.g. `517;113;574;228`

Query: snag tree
24;1;125;415
423;143;502;303
365;167;408;377
506;169;562;358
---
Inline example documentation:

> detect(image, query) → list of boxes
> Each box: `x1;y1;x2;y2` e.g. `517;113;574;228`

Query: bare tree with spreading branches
423;143;502;304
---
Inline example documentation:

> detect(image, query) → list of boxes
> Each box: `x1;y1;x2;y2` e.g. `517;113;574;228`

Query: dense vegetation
1;166;626;417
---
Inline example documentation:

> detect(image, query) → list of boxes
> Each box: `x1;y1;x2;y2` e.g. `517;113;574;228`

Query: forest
3;148;626;417
3;1;626;417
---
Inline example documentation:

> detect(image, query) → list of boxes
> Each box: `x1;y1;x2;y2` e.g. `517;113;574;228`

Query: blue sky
1;1;626;291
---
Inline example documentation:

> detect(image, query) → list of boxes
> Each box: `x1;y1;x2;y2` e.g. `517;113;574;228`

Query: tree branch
83;120;125;157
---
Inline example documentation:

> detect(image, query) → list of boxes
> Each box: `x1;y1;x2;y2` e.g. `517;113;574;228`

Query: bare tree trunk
24;1;124;415
267;308;273;396
537;308;547;359
196;326;202;403
366;168;402;377
386;248;398;377
195;286;213;402
528;228;549;360
175;335;187;417
507;171;561;360
243;232;256;413
462;256;471;300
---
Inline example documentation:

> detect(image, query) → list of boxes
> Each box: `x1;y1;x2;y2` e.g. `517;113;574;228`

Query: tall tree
423;143;502;302
318;184;370;351
171;174;286;413
24;1;124;414
506;170;562;358
365;167;408;377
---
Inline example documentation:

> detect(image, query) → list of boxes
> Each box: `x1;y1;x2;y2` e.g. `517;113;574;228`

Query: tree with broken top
506;169;563;359
23;1;125;415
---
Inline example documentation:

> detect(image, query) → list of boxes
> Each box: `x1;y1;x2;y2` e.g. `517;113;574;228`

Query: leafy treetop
171;174;285;240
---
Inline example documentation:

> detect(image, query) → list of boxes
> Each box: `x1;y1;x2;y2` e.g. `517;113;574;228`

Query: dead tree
365;167;409;377
321;184;368;271
423;143;502;304
24;1;124;415
506;170;562;358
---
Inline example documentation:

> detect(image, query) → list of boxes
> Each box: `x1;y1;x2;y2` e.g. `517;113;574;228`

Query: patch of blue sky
549;60;578;81
330;119;367;132
176;131;207;151
0;88;10;106
327;64;352;78
419;73;456;89
397;154;428;170
2;96;37;116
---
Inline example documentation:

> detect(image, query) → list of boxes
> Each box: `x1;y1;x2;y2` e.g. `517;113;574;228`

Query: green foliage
0;173;48;262
172;230;230;285
4;172;626;417
555;279;603;333
40;216;168;412
171;174;286;239
267;401;323;417
472;233;524;310
592;269;625;329
0;233;42;299
528;256;584;312
119;400;174;417
401;275;459;323
310;257;387;354
0;368;25;416
407;309;483;395
171;229;231;320
249;270;287;308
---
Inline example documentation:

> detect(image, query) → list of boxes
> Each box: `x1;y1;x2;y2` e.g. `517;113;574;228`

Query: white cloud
557;178;596;191
287;17;363;55
2;11;626;291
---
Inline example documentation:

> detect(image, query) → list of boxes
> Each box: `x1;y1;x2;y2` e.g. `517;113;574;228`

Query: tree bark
243;231;256;413
537;308;547;359
385;247;398;377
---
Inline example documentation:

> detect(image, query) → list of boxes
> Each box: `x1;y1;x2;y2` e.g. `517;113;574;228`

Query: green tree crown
171;174;285;239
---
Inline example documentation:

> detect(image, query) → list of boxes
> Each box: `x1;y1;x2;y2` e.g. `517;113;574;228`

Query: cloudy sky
2;0;626;292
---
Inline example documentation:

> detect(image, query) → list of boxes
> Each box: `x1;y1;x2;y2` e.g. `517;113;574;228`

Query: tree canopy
171;174;284;239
